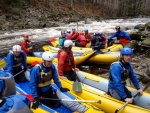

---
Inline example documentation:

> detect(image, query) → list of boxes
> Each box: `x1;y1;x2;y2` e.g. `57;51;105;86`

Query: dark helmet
66;29;71;33
115;26;120;30
61;31;66;35
121;48;133;55
94;32;100;36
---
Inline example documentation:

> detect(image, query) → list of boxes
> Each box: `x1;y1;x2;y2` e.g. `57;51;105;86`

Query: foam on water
0;17;149;43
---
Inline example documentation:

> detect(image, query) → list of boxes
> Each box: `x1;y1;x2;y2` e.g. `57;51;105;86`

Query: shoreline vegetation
0;0;150;30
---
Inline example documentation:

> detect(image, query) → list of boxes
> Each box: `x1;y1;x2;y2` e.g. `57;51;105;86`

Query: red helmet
23;34;29;38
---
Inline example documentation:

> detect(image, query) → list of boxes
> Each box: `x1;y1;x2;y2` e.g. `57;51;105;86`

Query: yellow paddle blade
72;80;82;92
0;59;6;68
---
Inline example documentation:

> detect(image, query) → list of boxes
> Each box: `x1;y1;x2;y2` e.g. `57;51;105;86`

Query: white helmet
12;45;22;52
64;40;73;47
42;52;54;61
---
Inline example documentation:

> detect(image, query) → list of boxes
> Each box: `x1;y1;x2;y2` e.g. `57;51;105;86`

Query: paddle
72;71;82;92
22;94;101;104
72;49;112;92
40;97;101;104
115;81;150;113
13;61;39;77
0;59;6;68
14;70;24;77
77;51;96;66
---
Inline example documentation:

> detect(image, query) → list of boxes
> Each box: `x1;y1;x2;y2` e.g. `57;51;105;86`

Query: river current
0;17;150;75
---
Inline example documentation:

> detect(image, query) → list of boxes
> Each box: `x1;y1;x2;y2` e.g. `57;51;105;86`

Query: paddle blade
72;80;82;92
0;59;6;68
31;61;40;66
120;39;129;44
21;94;34;102
49;38;56;42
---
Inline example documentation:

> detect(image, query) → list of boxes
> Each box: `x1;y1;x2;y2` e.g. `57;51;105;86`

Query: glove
86;39;89;43
95;45;100;48
32;98;39;109
60;87;70;92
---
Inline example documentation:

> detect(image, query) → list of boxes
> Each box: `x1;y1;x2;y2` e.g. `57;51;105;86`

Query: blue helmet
121;48;133;55
84;29;88;33
72;28;76;30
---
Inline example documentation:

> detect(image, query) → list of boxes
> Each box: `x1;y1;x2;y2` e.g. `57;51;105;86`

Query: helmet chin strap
121;55;127;64
43;61;52;68
43;61;48;67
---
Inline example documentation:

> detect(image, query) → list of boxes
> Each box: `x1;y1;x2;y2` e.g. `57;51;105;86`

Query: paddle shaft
0;59;6;68
78;51;95;66
115;81;150;113
41;97;101;103
13;65;33;77
14;70;24;77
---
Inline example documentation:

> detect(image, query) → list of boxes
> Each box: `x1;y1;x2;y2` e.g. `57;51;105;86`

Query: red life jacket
76;35;86;46
85;33;91;42
21;41;30;53
66;34;71;40
58;49;75;75
101;34;106;45
71;32;79;40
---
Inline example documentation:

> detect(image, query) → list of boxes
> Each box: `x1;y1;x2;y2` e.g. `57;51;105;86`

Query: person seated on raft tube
4;45;27;82
84;29;91;43
107;26;132;46
70;28;79;40
21;33;33;56
0;70;16;98
66;29;71;40
91;32;106;54
58;31;67;48
0;71;32;112
0;95;33;113
75;32;87;47
58;40;79;81
29;51;70;109
108;48;143;104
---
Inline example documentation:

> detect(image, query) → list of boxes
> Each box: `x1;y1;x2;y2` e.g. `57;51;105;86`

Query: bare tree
71;0;73;8
45;0;50;7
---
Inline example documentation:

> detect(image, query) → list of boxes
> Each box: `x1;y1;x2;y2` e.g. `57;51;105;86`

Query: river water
1;17;150;38
0;17;150;76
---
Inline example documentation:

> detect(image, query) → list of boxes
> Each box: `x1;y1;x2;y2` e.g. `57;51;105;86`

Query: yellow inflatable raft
27;51;94;65
43;45;121;64
49;37;123;52
59;78;150;113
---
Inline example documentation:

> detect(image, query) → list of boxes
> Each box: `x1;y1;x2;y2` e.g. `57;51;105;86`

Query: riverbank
0;0;103;30
1;0;150;31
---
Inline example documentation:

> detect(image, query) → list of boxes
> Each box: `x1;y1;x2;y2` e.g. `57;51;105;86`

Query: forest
0;0;150;17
